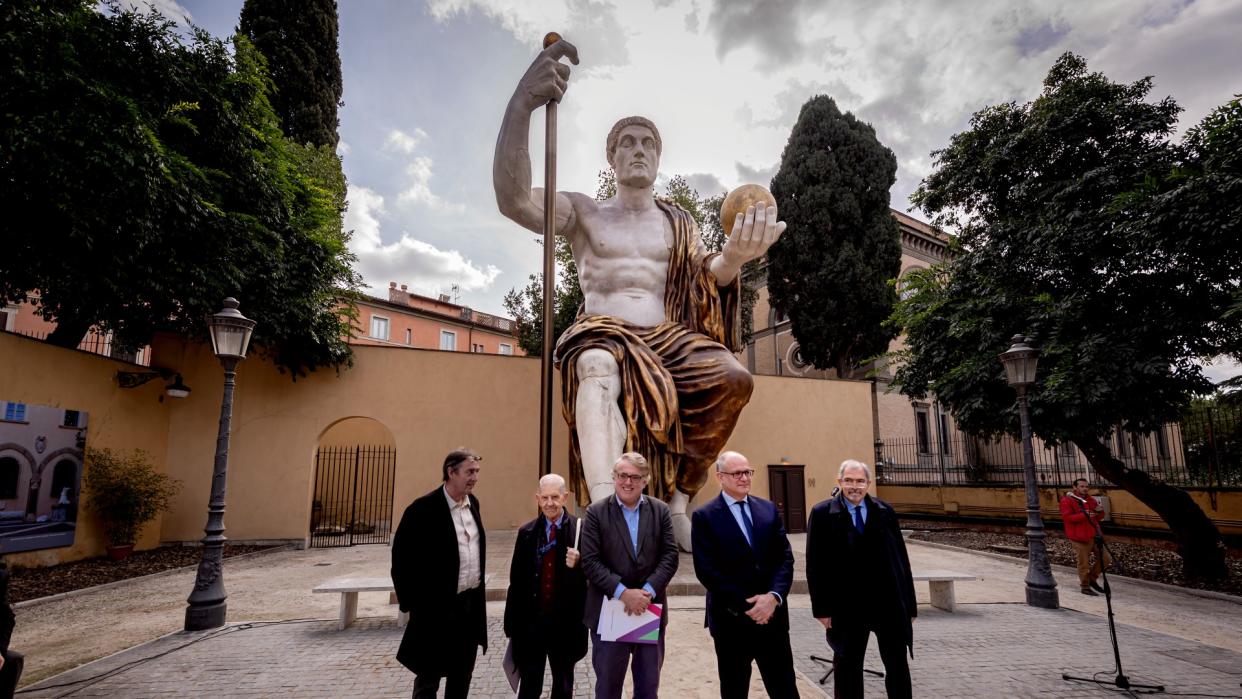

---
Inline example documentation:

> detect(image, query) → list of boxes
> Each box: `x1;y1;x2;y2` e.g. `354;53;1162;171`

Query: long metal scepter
538;31;562;478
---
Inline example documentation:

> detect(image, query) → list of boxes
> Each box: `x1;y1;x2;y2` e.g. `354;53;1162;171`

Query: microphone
1066;493;1087;504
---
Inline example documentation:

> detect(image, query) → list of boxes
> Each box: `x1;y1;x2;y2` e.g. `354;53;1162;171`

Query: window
2;403;26;422
404;329;412;345
0;305;16;331
50;459;77;500
369;315;390;341
499;343;513;356
914;406;931;455
440;330;457;351
0;457;18;499
63;410;82;428
937;411;952;456
1154;429;1170;459
1114;429;1129;458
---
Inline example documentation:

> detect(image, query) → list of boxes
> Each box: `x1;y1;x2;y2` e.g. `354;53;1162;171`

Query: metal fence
309;445;396;547
878;406;1242;489
7;328;150;366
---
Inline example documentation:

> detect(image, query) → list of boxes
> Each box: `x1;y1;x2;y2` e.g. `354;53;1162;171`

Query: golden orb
543;32;562;49
719;184;777;234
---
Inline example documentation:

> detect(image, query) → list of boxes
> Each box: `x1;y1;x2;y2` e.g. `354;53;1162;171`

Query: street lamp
185;298;257;631
999;334;1059;609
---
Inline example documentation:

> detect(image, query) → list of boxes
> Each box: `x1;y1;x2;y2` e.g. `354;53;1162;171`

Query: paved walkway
15;533;1242;697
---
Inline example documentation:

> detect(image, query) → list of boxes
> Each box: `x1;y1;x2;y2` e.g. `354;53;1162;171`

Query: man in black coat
391;448;487;699
807;460;916;699
579;452;679;699
0;562;21;699
504;473;588;699
692;451;799;699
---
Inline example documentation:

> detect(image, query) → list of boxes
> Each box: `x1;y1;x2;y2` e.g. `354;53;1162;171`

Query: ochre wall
3;329;875;564
878;484;1242;536
0;332;171;566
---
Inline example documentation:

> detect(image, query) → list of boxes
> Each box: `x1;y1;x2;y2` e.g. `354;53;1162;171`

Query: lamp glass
207;298;256;360
1000;336;1040;387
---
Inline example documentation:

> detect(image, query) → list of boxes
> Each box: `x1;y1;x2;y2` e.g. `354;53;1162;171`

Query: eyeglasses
721;469;755;479
840;478;868;486
614;472;646;483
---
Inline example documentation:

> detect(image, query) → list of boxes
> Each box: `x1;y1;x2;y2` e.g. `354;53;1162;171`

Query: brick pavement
22;600;1242;698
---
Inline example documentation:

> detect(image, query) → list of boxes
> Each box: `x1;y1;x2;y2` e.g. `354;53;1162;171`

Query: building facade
350;282;525;356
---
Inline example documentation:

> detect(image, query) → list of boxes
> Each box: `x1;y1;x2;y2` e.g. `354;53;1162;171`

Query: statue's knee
576;349;619;380
725;360;754;400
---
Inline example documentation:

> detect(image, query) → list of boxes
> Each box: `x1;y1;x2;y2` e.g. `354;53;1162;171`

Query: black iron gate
310;445;396;548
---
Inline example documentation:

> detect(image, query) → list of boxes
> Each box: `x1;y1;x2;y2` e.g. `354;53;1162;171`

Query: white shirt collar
443;485;469;510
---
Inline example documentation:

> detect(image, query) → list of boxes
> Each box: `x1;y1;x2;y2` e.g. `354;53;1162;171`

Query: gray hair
838;460;872;481
538;473;567;493
715;451;745;472
614;451;649;476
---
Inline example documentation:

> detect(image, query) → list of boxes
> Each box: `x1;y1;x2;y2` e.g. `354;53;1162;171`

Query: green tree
893;53;1239;577
767;95;903;378
0;0;360;376
239;0;343;149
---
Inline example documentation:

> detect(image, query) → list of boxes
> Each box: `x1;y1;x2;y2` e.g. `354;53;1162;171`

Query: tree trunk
1075;435;1227;579
45;317;91;348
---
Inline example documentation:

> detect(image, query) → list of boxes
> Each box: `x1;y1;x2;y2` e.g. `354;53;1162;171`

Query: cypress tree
240;0;343;148
768;95;902;377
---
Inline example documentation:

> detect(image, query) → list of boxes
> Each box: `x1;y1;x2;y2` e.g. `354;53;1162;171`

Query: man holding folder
579;452;679;699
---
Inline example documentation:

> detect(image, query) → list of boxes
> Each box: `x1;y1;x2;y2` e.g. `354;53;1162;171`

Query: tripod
810;655;884;685
1061;495;1164;694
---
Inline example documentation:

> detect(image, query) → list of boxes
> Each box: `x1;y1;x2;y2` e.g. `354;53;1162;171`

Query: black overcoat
390;486;487;674
503;512;588;662
806;493;916;654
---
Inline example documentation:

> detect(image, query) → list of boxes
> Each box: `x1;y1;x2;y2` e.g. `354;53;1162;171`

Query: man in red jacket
1059;478;1111;595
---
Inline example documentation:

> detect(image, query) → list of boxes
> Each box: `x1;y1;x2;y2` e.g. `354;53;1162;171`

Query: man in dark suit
579;452;679;699
692;451;799;698
391;448;487;699
504;473;588;699
807;460;916;699
0;561;22;699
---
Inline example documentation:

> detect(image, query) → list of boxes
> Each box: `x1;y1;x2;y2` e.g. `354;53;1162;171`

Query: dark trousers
515;618;577;699
412;591;480;699
712;619;800;699
0;650;23;699
591;628;664;699
829;621;910;699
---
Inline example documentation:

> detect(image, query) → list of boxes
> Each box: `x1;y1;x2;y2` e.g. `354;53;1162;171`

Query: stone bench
312;577;408;630
912;571;976;612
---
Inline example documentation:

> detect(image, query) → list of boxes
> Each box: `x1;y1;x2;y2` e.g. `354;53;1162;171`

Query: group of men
391;448;917;699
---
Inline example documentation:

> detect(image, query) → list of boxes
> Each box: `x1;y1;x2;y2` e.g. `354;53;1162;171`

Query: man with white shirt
392;448;487;699
692;451;799;698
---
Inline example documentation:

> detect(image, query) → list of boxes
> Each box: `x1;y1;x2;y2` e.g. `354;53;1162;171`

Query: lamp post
185;298;256;631
999;334;1059;609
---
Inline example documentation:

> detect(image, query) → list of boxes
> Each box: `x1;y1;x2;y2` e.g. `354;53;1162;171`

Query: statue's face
609;124;660;188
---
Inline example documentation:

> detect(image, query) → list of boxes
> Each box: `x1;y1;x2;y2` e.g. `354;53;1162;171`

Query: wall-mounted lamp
116;368;192;399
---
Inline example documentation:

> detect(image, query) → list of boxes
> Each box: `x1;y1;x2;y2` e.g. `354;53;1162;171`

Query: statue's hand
516;38;580;111
722;202;786;266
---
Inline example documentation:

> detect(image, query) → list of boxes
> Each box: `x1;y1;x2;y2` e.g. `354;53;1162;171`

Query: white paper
596;597;662;644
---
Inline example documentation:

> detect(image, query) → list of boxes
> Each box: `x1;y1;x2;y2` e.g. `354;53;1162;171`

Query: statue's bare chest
577;207;672;263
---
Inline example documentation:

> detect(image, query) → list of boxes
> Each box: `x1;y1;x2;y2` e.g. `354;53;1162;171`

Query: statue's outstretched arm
494;39;580;235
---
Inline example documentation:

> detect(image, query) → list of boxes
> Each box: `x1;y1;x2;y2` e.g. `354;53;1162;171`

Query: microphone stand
1061;496;1164;694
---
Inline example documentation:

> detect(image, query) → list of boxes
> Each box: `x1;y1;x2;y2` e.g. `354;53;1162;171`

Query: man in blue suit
692;451;800;698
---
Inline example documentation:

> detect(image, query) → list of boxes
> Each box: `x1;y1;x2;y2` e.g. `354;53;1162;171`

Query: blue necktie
734;500;754;547
853;505;865;534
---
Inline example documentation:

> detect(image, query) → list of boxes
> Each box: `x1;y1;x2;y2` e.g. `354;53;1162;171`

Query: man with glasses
807;460;916;699
391;448;487;699
691;451;799;698
579;452;679;699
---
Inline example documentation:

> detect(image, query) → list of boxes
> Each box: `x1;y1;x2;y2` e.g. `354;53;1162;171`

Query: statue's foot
589;482;614;504
669;490;692;552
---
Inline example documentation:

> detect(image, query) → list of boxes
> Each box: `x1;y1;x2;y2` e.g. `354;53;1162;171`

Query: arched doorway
311;417;397;548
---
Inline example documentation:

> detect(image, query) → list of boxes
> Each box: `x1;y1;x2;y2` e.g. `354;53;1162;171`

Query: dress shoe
1089;581;1105;593
1080;587;1099;596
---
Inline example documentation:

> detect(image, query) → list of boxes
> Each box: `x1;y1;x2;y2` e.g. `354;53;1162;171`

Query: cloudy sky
166;0;1240;335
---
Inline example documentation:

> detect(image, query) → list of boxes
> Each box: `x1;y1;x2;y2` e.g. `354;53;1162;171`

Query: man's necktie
540;522;557;613
853;505;865;534
735;500;754;547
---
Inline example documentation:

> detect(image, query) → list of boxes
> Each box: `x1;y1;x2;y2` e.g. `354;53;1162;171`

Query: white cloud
336;140;351;156
383;128;428;155
345;184;500;296
396;156;464;213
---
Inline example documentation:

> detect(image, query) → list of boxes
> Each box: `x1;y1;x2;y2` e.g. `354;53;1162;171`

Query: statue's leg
575;349;626;503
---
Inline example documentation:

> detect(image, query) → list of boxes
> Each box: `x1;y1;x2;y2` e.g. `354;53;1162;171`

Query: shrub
82;448;181;546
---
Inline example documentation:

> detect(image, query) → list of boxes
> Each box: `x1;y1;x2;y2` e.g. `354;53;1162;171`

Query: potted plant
82;447;181;560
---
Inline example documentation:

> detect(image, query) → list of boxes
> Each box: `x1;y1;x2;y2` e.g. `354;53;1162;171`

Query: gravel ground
905;522;1242;596
8;544;275;603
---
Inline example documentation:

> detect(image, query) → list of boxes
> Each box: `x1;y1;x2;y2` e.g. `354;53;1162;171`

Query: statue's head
606;116;662;188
